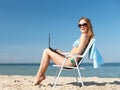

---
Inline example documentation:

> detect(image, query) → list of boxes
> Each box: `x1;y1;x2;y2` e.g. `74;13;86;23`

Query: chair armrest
62;53;72;55
53;64;85;70
62;53;83;58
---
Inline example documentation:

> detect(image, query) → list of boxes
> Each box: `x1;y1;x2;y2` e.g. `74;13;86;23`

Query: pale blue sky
0;0;120;63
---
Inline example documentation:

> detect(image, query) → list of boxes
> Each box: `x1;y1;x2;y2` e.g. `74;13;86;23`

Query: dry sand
0;75;120;90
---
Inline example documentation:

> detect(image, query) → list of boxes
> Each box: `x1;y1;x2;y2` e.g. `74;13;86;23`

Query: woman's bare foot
33;76;46;86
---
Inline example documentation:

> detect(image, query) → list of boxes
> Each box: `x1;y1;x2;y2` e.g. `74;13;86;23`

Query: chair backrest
82;38;95;57
78;38;95;66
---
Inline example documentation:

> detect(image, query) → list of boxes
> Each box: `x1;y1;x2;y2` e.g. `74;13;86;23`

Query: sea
0;63;120;78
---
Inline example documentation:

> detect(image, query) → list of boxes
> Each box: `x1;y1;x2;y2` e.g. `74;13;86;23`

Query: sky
0;0;120;63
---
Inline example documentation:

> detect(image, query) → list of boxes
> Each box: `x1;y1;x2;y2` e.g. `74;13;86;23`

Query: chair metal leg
51;67;60;86
77;67;84;86
52;57;67;88
52;66;63;88
73;70;79;86
74;57;84;87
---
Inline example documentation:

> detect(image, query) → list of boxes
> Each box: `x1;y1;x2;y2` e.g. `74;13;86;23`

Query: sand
0;75;120;90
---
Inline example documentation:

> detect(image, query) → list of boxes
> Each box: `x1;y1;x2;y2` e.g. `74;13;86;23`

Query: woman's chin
81;30;87;33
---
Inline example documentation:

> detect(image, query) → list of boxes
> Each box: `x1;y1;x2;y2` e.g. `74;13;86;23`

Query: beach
0;75;120;90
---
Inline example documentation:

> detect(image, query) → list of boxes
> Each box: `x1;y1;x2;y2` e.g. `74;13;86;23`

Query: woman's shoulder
81;34;90;40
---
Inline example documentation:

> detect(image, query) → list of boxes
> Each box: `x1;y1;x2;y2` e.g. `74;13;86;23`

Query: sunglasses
78;23;87;27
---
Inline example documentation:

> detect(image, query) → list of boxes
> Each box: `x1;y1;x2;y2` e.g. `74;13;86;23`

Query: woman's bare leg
33;48;67;85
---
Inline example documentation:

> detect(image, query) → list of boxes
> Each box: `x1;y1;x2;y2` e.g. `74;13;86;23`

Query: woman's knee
43;48;50;53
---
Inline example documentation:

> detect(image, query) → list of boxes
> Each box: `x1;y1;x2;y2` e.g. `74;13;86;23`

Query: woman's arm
49;47;65;56
70;34;90;55
55;49;64;54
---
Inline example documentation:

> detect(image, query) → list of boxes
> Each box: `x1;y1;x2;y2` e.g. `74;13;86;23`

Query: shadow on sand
66;80;120;86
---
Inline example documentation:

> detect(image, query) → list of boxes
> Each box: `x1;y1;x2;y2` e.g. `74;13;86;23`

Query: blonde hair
78;17;94;39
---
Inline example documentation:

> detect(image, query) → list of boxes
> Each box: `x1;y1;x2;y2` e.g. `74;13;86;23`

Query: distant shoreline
0;63;120;78
0;62;120;65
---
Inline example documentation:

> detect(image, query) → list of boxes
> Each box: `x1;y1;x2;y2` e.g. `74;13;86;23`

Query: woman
33;17;94;85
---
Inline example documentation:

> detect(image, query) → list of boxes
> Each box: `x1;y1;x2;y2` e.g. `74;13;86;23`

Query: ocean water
0;63;120;78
